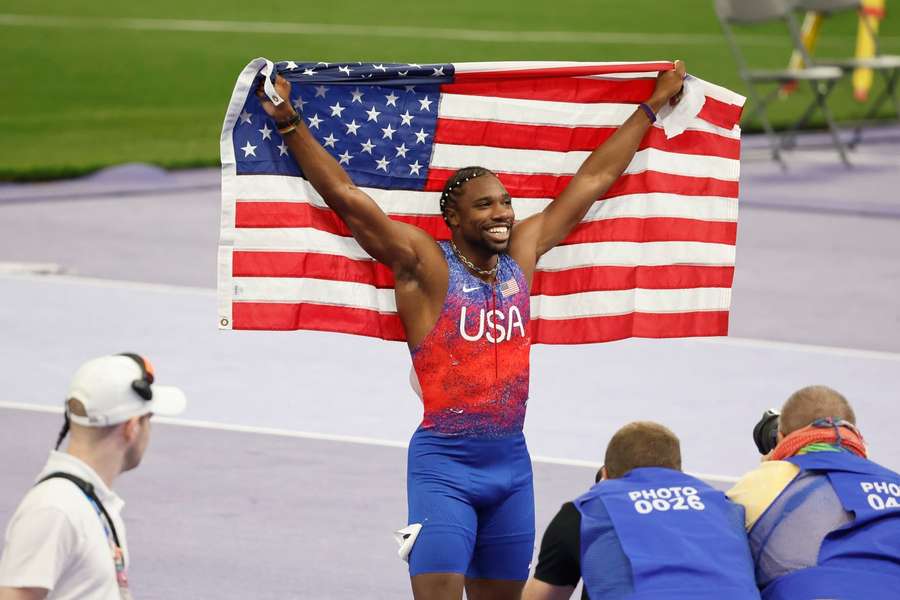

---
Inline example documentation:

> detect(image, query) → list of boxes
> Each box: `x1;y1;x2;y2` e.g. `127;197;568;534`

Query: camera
753;409;781;455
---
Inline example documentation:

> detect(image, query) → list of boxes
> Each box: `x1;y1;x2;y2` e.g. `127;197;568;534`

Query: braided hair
439;166;495;225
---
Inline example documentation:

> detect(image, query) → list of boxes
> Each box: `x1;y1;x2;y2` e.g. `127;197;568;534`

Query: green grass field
1;1;898;180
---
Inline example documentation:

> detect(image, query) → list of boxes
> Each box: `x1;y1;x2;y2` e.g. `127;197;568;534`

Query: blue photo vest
574;468;759;600
759;452;900;600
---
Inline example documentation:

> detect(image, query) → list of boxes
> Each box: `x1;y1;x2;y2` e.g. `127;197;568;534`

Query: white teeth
488;227;508;233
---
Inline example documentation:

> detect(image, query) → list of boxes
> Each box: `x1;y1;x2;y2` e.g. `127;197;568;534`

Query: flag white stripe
532;287;732;319
232;227;735;267
231;176;739;222
438;93;740;138
431;144;740;181
537;241;736;270
231;276;731;319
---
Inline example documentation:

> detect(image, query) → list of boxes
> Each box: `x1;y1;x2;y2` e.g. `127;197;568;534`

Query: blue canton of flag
233;61;454;191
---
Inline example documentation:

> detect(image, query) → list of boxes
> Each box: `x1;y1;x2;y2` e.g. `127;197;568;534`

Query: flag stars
315;85;329;98
385;92;399;107
381;123;396;139
307;114;323;129
375;156;390;172
285;61;298;70
418;96;433;112
239;110;253;124
344;119;361;135
374;64;387;71
258;124;273;140
414;128;429;144
409;160;423;175
338;65;352;76
302;68;315;76
292;96;307;112
398;70;409;77
360;139;375;154
395;143;408;158
399;111;414;126
322;133;338;148
338;150;352;165
366;106;381;122
431;66;445;77
278;142;289;156
241;141;257;157
350;88;365;103
404;85;416;93
329;102;346;117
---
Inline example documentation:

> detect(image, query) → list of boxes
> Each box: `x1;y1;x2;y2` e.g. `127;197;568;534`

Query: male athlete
257;61;686;600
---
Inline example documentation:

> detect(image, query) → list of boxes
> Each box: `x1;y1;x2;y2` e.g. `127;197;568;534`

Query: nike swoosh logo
462;285;480;293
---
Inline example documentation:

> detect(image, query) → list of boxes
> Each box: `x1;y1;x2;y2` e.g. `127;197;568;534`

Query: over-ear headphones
117;353;155;401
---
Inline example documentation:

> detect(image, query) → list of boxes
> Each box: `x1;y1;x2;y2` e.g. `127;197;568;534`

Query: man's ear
599;465;608;481
122;417;141;443
445;207;460;229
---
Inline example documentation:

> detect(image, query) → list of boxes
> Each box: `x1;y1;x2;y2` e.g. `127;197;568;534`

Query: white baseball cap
66;354;187;426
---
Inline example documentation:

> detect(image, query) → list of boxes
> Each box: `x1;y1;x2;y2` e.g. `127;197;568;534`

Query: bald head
780;385;856;436
604;421;682;479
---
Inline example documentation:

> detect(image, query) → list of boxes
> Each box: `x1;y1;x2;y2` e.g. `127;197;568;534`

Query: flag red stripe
433;118;740;159
532;265;735;295
235;203;736;245
232;251;734;292
441;77;657;104
425;169;739;199
231;301;726;343
233;251;396;287
453;63;674;82
235;201;450;239
232;302;406;340
697;96;744;130
531;310;729;344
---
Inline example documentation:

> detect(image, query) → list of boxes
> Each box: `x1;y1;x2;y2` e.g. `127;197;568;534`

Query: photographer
524;422;759;600
729;385;900;599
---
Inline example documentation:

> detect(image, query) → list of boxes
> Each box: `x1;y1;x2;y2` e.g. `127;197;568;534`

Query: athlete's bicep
334;186;433;272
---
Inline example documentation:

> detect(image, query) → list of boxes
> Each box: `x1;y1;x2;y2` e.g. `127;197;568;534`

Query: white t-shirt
0;451;129;599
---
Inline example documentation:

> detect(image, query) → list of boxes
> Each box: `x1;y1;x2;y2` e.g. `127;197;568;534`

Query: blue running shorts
406;427;535;580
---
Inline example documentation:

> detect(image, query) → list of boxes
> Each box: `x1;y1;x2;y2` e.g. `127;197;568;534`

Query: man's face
448;175;515;253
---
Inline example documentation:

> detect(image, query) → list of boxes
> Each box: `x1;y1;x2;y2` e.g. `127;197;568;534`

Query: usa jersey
411;242;530;437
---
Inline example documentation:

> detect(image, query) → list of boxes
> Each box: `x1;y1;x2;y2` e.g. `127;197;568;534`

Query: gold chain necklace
450;240;498;278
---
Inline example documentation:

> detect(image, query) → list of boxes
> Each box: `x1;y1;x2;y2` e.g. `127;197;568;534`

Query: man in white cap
0;353;186;600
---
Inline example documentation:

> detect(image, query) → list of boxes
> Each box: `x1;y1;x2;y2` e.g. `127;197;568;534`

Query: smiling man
257;61;685;600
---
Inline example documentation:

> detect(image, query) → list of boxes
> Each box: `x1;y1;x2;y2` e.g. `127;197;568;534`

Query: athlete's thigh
467;465;535;581
407;438;479;575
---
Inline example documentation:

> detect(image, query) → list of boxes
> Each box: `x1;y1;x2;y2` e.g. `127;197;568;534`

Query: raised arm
256;75;433;274
510;61;687;269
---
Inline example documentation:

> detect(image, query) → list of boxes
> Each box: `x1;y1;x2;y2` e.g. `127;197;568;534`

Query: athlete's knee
411;572;466;600
464;577;526;600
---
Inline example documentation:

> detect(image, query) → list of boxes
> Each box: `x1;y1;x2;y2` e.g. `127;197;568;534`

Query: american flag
218;58;744;344
499;278;520;299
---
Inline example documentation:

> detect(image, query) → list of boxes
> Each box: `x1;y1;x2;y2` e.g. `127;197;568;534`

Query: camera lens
753;409;781;455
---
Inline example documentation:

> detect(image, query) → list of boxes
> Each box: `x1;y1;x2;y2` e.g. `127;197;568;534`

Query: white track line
0;401;739;484
0;13;885;48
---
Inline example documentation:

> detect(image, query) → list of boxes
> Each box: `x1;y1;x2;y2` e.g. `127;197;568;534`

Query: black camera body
753;409;781;455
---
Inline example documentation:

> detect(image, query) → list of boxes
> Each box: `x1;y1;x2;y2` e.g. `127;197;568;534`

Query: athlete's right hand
256;74;296;122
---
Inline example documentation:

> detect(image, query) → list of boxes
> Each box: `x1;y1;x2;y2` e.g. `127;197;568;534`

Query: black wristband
276;111;301;132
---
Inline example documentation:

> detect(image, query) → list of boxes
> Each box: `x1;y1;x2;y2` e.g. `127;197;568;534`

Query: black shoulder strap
37;472;122;548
